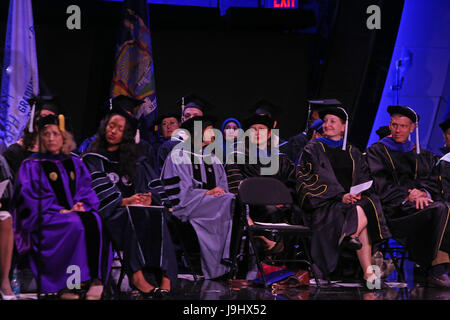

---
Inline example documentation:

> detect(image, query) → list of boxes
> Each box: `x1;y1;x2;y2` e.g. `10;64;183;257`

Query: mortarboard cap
243;114;275;131
155;112;181;125
387;105;420;123
26;95;60;133
303;98;342;134
318;106;349;122
111;95;145;114
375;125;391;140
177;93;215;115
248;99;283;119
439;118;450;133
307;98;342;110
37;114;67;132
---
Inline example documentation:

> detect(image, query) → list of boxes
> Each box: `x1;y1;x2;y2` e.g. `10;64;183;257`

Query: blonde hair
39;126;76;155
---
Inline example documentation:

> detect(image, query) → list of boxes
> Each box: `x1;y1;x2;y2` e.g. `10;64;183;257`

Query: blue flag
0;0;39;147
111;0;158;144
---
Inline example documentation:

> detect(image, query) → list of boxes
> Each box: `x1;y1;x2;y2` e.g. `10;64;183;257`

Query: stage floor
12;271;450;301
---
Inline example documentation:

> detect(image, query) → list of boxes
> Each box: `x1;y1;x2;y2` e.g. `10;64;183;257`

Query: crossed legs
353;205;377;283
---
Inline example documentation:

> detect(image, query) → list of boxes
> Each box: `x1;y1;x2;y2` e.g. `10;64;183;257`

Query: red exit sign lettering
271;0;297;8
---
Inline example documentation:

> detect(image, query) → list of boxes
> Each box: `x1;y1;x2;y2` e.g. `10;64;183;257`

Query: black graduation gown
225;144;297;223
3;143;33;179
82;146;177;286
296;140;391;276
366;142;450;266
430;158;450;202
287;132;309;164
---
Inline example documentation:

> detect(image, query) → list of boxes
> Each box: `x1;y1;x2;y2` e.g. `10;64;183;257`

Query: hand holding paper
349;180;373;195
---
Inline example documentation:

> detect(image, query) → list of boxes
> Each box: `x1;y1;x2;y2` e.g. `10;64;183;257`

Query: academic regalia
82;147;178;285
160;147;235;280
74;136;96;156
225;143;296;201
431;153;450;202
227;114;298;223
366;138;450;266
287;132;309;164
296;139;391;277
157;138;183;170
437;146;450;158
3;143;33;179
437;119;450;157
13;153;110;294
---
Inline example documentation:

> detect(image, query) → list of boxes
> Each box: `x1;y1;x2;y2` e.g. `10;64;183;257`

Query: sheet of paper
349;180;373;195
0;180;10;198
253;222;293;227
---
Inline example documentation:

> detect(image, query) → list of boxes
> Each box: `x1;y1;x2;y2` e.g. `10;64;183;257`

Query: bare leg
248;218;278;251
354;206;375;281
0;218;14;295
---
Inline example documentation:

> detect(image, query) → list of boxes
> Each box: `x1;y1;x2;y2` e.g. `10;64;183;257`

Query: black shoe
157;289;172;300
140;287;161;299
339;236;362;251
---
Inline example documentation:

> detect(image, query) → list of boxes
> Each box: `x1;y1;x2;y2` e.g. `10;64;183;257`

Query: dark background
0;0;404;149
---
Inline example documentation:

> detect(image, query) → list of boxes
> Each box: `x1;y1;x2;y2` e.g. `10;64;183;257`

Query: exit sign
267;0;298;9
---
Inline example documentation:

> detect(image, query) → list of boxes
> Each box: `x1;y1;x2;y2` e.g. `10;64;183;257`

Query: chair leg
247;229;267;287
301;237;320;288
117;268;125;291
391;255;405;283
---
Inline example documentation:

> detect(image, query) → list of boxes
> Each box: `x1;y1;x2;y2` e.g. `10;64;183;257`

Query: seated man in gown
366;105;450;288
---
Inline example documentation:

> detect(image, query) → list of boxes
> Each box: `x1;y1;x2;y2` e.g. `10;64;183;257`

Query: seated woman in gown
82;104;177;298
295;107;391;289
13;115;110;300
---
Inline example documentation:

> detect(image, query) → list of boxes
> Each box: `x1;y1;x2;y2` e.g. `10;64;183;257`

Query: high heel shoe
339;236;362;251
0;288;17;300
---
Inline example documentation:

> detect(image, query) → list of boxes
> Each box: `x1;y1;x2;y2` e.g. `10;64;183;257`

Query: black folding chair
380;239;409;283
235;177;320;287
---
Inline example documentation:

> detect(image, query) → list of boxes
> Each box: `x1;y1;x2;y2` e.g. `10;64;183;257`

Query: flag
111;0;158;143
0;0;39;147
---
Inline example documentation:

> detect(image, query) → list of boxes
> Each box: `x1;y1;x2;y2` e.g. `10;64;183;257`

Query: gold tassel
58;114;66;132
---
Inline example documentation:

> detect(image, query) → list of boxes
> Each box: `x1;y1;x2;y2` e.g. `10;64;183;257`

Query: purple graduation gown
13;153;107;294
